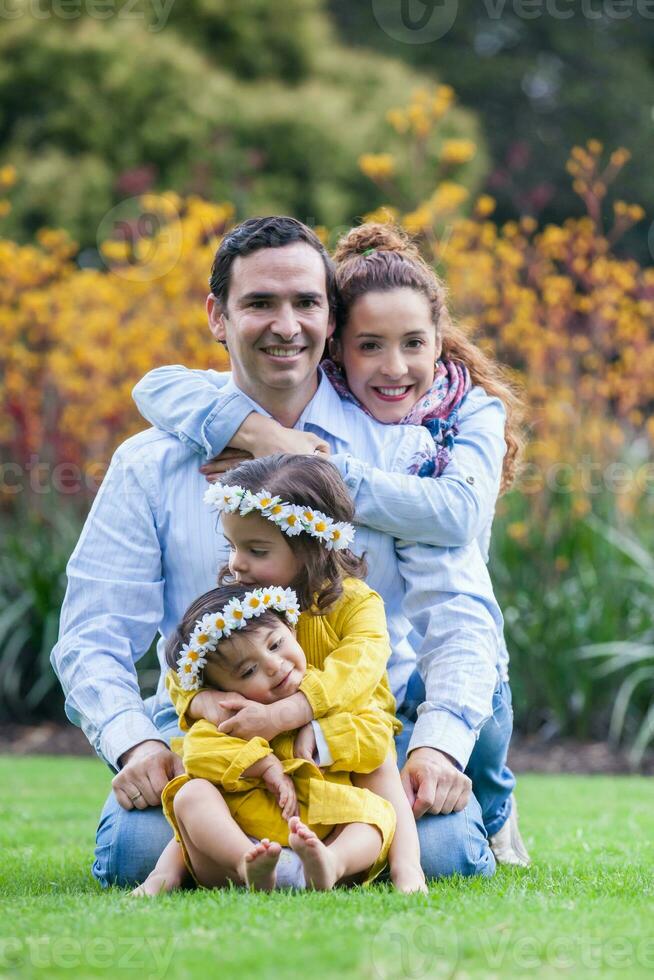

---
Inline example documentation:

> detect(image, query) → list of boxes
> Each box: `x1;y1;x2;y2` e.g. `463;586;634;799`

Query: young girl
138;453;426;894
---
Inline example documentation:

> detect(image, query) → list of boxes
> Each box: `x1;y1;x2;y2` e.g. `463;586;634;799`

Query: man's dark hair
209;216;338;316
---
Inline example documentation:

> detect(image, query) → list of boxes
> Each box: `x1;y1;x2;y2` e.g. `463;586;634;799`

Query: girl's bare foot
288;817;338;891
391;863;428;894
131;871;181;897
240;839;282;891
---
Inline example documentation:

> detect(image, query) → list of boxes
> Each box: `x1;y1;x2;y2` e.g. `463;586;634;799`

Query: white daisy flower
204;483;245;513
276;505;304;536
310;515;334;542
298;507;318;531
252;490;282;515
238;490;260;515
178;668;201;691
271;588;286;606
178;645;207;670
242;589;265;619
209;611;231;637
190;618;218;653
326;521;356;551
259;589;274;608
222;597;247;629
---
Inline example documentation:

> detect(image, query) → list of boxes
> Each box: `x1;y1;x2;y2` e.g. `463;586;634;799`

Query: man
52;216;527;888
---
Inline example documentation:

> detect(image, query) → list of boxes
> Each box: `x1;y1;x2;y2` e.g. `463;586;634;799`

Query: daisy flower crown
203;482;356;552
176;586;301;691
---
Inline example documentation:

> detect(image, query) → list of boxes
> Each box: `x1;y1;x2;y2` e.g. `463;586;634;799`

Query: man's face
207;242;334;402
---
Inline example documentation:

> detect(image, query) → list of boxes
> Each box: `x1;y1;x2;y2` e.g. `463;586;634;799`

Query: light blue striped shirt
53;370;507;771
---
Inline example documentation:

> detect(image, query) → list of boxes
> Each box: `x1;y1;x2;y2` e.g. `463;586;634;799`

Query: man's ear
207;293;227;345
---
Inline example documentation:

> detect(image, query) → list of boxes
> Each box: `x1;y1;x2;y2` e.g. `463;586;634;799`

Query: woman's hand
199;414;329;479
293;723;317;762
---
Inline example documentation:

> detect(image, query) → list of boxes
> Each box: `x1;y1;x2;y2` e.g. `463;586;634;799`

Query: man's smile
261;345;307;360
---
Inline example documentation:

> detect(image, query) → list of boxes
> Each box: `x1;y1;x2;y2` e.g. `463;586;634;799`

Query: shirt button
466;476;475;486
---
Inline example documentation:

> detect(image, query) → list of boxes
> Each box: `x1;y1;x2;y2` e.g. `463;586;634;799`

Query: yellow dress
163;578;401;883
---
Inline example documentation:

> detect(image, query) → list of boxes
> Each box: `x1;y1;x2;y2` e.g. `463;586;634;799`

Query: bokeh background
1;0;654;766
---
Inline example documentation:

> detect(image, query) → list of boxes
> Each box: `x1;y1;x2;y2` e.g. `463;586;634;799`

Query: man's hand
293;723;317;762
188;689;241;728
217;697;279;741
113;740;184;811
400;747;472;819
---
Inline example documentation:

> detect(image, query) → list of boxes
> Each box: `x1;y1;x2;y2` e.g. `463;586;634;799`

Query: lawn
0;758;652;979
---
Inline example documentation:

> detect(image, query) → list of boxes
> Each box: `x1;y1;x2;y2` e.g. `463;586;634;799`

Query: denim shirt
52;370;507;772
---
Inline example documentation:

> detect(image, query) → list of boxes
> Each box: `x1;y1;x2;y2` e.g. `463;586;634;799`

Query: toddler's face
334;287;438;423
203;620;306;704
222;510;303;588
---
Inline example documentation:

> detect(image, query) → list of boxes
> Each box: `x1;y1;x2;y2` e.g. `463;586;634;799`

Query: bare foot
288;816;338;891
131;871;181;897
240;839;282;891
391;863;428;894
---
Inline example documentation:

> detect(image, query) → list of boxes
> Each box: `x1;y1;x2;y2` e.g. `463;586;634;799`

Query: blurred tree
329;0;654;259
0;3;484;247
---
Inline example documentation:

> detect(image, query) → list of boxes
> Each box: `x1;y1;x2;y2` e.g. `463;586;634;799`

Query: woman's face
222;510;303;588
333;288;439;424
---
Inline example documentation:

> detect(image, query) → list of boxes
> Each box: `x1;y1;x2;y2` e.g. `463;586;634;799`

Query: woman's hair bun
332;222;420;264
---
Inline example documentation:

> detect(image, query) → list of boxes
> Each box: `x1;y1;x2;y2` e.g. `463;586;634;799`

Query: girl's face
222;510;303;588
204;620;307;703
333;287;439;424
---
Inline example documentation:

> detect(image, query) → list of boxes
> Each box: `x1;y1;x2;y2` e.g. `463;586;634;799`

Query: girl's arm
297;587;391;720
132;366;504;546
313;708;398;773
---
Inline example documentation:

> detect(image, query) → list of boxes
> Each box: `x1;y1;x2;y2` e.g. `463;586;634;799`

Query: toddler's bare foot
391;863;428;894
241;839;282;891
131;871;181;897
288;816;338;891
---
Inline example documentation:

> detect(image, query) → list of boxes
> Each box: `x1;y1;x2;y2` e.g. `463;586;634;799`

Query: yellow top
162;578;401;882
167;577;402;769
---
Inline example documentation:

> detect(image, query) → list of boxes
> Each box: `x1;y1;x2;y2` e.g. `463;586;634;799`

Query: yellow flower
0;164;16;189
358;153;396;181
440;139;476;166
474;195;496;218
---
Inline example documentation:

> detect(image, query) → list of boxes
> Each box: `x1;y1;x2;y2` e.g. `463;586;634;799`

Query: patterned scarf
321;357;472;477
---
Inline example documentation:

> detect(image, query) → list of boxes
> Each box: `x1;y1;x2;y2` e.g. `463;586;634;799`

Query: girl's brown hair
332;223;525;492
216;454;367;614
165;583;288;676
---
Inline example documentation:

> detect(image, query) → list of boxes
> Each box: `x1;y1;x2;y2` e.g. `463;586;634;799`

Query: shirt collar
221;367;352;444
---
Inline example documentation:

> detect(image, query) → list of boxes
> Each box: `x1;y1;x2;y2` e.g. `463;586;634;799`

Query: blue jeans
93;676;515;887
394;671;515;880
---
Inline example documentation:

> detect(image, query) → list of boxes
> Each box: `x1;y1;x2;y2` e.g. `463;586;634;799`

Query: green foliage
0;503;80;721
491;492;654;743
575;515;654;765
0;8;482;245
329;0;654;259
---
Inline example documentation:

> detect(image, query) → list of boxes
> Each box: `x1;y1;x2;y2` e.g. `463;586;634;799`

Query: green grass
1;759;653;979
